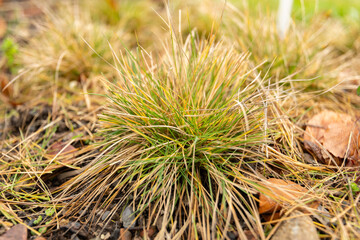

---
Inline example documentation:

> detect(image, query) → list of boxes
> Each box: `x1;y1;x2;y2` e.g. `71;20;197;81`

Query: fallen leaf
0;224;27;240
45;141;77;172
304;111;360;165
258;178;317;215
0;74;21;107
47;142;76;156
0;74;12;98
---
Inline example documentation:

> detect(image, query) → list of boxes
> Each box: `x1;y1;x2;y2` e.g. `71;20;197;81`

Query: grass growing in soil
57;28;321;238
1;0;360;239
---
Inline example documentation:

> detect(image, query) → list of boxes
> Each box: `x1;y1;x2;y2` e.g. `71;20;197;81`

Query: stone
100;232;111;240
271;211;319;240
101;211;111;221
156;215;164;231
0;224;27;240
121;206;136;228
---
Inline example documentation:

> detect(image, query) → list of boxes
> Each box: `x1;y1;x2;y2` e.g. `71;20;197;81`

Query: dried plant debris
258;178;318;219
304;110;360;166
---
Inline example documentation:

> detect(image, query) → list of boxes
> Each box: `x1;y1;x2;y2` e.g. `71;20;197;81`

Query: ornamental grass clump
60;31;305;238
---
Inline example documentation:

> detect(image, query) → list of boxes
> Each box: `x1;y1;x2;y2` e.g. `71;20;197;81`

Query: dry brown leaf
0;74;12;98
45;142;77;172
304;111;360;165
46;141;76;156
258;178;317;215
0;74;21;107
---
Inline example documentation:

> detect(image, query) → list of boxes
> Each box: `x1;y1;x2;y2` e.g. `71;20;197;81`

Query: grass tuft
58;28;314;238
17;4;129;85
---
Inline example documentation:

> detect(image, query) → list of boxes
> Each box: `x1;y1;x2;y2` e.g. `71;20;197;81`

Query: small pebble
227;230;238;240
156;215;164;231
68;221;81;231
121;206;136;228
272;210;319;240
101;211;111;221
100;232;111;240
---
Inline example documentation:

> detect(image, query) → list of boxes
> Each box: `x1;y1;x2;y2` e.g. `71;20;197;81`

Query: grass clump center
92;33;272;237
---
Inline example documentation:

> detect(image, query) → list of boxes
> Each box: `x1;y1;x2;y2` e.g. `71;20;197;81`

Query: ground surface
1;0;360;240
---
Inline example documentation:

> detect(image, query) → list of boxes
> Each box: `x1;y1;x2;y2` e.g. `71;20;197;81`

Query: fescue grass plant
55;27;323;238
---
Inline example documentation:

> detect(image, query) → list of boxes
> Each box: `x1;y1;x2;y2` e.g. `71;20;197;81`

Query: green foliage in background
1;37;19;73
